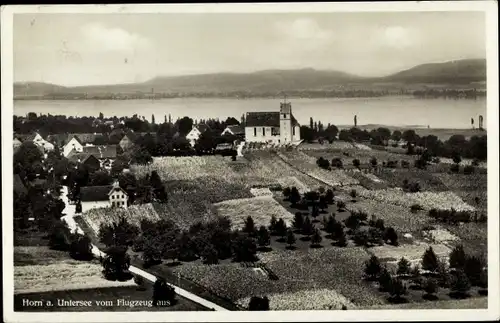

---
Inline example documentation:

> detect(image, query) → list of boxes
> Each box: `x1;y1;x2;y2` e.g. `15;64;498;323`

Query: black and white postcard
2;2;498;322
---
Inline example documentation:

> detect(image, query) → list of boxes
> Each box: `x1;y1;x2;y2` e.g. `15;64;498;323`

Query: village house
244;101;301;145
221;125;245;138
19;132;55;153
186;124;210;147
67;152;101;172
79;181;128;213
13;137;23;154
63;136;84;157
119;132;138;151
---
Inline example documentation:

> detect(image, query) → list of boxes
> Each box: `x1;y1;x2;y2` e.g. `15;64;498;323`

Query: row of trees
364;245;487;303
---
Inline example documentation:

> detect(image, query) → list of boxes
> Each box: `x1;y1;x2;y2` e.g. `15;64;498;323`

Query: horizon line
13;57;486;88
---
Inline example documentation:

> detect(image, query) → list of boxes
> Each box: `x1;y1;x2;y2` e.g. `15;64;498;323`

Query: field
368;242;451;265
345;199;432;233
365;297;487;309
82;203;161;234
14;262;136;294
213;196;295;229
171;247;385;309
14;246;83;266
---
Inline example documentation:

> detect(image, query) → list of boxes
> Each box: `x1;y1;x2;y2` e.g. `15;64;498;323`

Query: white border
2;2;499;322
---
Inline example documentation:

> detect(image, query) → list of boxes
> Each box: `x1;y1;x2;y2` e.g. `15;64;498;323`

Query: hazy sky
14;12;486;86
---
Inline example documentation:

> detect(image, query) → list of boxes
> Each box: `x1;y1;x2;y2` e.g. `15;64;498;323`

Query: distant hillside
382;59;486;84
14;59;486;99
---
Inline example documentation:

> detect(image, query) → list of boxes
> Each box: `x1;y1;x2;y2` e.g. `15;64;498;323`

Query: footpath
59;186;230;312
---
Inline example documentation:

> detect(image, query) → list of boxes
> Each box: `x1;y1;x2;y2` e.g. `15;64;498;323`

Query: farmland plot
237;288;356;311
377;169;449;192
82;203;160;234
345;199;432;233
369;242;451;265
14;246;81;266
14;263;135;294
355;188;474;211
259;248;386;307
213;196;295;229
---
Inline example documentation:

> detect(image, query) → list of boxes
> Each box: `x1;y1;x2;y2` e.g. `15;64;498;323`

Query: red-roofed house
244;101;301;145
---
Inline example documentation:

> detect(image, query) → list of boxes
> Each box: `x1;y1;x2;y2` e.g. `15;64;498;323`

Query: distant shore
337;125;486;141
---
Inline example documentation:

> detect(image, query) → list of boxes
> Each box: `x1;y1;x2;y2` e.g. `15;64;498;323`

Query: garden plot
259;248;386;307
345;199;432;233
355;188;474;211
349;171;389;190
422;226;460;245
237;288;356;311
377;169;449;192
82;203;160;234
277;176;310;194
250;187;273;197
14;246;81;266
14;263;136;294
298;141;355;150
369;242;451;265
213;196;295;229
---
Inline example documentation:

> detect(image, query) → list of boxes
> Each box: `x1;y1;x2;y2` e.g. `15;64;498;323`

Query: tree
423;278;439;300
325;189;334;204
176;117;194;136
301;217;314;237
464;255;484;286
397;257;412;276
289;187;301;206
257;226;271;249
48;221;72;251
352;159;361;168
449;245;467;270
336;230;348;247
384;227;399;246
452;151;462;164
89;170;113;186
149;171;167;202
282;187;291;200
69;234;94;261
293;212;304;231
99;217;140;247
102;246;131;281
422;247;439;272
286;229;296;249
378;267;393;292
353;229;370;246
243;216;256;236
311;204;320;221
325;215;337;236
450;270;471;298
248;296;270;311
389;278;407;302
364;255;382;281
153;278;176;307
200;244;219;265
324;125;339;143
269;215;278;234
310;228;322;247
131;147;153;165
274;218;287;239
370;157;378;167
232;233;258;262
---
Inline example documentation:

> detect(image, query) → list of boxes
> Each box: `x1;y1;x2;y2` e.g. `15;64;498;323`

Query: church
244;100;301;145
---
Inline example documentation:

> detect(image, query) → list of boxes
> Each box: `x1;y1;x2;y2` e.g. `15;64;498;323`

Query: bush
153;278;176;306
464;255;485;286
384;227;399;246
378;267;393;292
389;278;408;302
310;228;323;247
463;165;475;175
248;296;270;311
450;164;460;173
423;278;439;299
410;204;423;213
349;189;357;199
337;200;346;212
364;255;382;281
370;157;378;167
353;229;370;246
352;159;361;168
316;157;330;170
331;158;343;168
450;270;471;298
401;160;410;168
396;257;412;276
386;160;398;168
134;275;147;291
449;245;467;270
69;234;94;261
48;221;72;251
422;247;439;272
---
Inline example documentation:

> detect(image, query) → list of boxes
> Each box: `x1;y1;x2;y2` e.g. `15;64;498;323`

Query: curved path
59;186;229;312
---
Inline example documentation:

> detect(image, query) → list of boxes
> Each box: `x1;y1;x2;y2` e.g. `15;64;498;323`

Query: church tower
280;96;293;143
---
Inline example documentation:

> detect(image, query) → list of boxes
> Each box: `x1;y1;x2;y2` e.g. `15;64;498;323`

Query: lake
14;96;487;129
